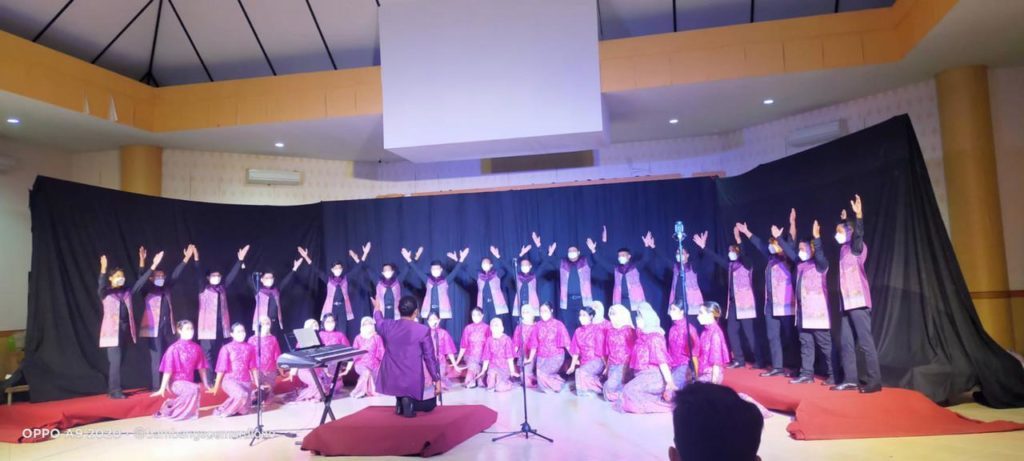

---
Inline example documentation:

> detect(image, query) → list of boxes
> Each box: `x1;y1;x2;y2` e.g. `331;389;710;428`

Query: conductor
372;295;442;417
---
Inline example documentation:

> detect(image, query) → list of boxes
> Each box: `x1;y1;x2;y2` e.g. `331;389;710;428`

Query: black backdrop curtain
23;115;1024;407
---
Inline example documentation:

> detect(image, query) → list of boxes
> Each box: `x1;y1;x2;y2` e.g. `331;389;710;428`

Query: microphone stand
244;271;296;446
674;222;697;385
492;253;552;444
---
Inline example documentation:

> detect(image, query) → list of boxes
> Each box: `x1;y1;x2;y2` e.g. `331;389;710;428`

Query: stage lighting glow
669;118;679;124
274;142;285;148
6;118;20;124
763;99;775;105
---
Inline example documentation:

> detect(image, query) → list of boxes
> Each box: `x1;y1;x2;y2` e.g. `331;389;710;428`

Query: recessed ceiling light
668;118;679;124
763;99;775;105
5;118;20;124
274;142;284;148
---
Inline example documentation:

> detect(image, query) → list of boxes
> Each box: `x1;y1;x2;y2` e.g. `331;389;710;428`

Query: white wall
0;137;74;331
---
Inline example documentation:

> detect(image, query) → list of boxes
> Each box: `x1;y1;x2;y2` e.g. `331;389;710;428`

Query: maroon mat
725;367;1024;440
301;405;498;457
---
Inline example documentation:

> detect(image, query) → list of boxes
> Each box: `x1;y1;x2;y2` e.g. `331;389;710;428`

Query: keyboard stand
314;360;347;425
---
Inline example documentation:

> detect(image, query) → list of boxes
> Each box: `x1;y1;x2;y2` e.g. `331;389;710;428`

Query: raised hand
840;209;848;221
446;251;458;262
238;244;250;261
642;231;655;248
586;238;597;253
736;222;751;237
693;231;708;249
192;244;200;261
401;248;413;262
548;242;557;256
519;244;532;258
293;258;303;271
370;295;383;313
733;224;742;244
490;245;501;259
100;255;108;273
602;225;608;243
812;220;821;239
531;232;542;247
415;246;424;260
459;247;470;261
183;245;194;263
790;208;797;225
770;225;783;239
851;194;863;218
349;249;360;263
297;246;310;262
151;251;165;270
362;241;372;259
139;246;147;268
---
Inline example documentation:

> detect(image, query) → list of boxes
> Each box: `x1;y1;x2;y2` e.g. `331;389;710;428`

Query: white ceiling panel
239;0;334;75
311;0;381;69
36;0;153;64
169;0;273;82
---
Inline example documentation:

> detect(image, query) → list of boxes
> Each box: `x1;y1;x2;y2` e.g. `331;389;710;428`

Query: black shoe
859;384;882;394
400;397;416;418
760;368;785;377
830;382;858;391
109;390;126;399
820;377;835;386
395;400;402;415
789;376;814;384
726;361;745;369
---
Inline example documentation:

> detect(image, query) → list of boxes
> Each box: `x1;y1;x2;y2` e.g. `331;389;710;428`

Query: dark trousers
839;307;881;387
765;314;795;370
798;329;832;379
330;302;351;338
396;396;437;413
106;346;123;393
145;336;169;390
562;295;584;338
200;338;221;377
726;316;759;366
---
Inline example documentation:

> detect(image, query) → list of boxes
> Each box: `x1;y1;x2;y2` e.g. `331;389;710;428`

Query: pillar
119;145;162;196
936;66;1013;348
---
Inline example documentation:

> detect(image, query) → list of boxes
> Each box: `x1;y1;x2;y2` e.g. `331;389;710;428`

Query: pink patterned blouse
159;339;208;382
532;319;570;359
569;323;606;365
353;334;385;370
216;340;257;382
629;332;669;372
604;326;637;366
460;322;491;360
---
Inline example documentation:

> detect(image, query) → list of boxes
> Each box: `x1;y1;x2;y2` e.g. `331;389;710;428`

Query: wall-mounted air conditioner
246;168;302;186
787;119;848;148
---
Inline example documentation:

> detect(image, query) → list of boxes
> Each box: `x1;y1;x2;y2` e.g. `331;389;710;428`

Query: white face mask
728;251;738;261
428;318;440;328
231;330;246;342
382;270;394;280
768;245;779;255
259;323;271;336
153;278;165;287
323;321;336;332
261;279;274;288
798;250;810;261
180;328;195;341
490;325;504;337
331;268;343;277
578;315;592;326
481;263;492;272
567;251;579;261
111;277;125;288
521;313;536;325
617;256;629;265
209;276;222;285
669;308;683;321
360;325;374;337
520;265;531;274
835;233;847;244
540;310;552;321
472;314;483;324
698;312;713;326
430;268;443;278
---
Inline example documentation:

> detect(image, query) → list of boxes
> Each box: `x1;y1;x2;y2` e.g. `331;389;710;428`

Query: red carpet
725;367;1024;440
301;405;498;457
0;389;228;443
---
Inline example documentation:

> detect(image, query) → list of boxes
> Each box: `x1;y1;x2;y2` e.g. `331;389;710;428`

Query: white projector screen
379;0;606;163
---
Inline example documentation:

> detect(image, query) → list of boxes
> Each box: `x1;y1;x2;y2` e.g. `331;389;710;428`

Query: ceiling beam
306;0;337;70
32;0;76;42
140;0;165;87
92;0;156;64
237;0;277;76
672;0;678;32
168;0;213;82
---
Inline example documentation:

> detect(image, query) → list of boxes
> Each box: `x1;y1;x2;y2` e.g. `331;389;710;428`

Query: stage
5;381;1024;460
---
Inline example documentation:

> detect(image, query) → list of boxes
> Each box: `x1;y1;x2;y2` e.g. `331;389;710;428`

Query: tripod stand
673;220;698;384
493;255;552;443
244;273;296;446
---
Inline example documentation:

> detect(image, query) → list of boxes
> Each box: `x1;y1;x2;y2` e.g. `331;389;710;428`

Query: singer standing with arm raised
781;217;835;386
736;213;797;378
299;242;370;340
195;244;248;372
835;195;882;393
591;226;654;314
97;248;154;399
693;228;765;369
249;248;305;334
138;245;194;390
539;230;598;338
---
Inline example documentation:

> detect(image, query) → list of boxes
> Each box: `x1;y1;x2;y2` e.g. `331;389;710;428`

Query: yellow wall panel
783;39;824;73
822;34;865;69
634;54;672;89
744;42;785;77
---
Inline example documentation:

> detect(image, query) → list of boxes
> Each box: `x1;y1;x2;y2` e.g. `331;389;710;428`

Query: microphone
673;221;686;241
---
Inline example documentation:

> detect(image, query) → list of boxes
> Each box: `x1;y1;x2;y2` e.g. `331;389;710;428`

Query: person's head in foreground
398;295;420;319
669;382;763;461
